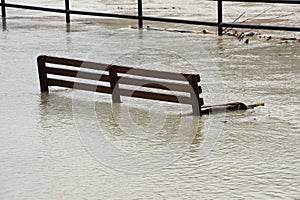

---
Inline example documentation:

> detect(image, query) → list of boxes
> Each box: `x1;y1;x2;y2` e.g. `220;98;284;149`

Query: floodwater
0;0;300;199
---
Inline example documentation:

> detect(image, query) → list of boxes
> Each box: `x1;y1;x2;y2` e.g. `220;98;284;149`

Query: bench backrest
37;55;204;115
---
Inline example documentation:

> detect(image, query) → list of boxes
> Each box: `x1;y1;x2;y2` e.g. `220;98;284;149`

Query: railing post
217;0;223;36
109;65;121;103
1;0;6;18
65;0;70;24
138;0;143;29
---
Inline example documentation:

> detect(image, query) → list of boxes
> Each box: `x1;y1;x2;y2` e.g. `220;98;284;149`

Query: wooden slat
119;88;193;105
47;79;200;105
45;67;202;95
43;55;83;67
46;67;197;94
42;55;111;71
41;55;201;83
116;65;200;82
45;67;111;82
118;76;191;93
47;78;112;94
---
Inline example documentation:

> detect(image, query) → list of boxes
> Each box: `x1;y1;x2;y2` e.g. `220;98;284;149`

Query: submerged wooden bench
37;55;263;116
37;55;204;115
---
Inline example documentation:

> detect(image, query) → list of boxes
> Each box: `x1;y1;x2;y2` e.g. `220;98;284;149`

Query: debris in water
129;25;300;43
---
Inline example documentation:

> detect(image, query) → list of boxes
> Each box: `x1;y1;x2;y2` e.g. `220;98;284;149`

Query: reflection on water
40;90;203;173
2;17;7;31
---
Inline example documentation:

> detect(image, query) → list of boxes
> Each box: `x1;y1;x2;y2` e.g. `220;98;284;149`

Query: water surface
0;1;299;199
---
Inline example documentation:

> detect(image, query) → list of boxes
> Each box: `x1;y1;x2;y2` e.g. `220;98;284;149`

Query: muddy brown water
0;1;299;199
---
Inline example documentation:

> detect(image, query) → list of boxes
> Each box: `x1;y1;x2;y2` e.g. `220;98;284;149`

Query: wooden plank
117;65;200;82
41;55;201;83
45;66;201;94
118;76;191;93
45;67;111;82
46;67;195;94
47;79;194;105
47;78;112;94
42;55;111;71
119;88;192;105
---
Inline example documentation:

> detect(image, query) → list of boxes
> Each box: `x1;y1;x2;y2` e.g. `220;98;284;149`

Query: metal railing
1;0;300;35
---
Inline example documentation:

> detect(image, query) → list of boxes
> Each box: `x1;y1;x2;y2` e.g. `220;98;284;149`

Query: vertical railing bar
218;0;223;36
138;0;143;28
65;0;70;24
1;0;6;17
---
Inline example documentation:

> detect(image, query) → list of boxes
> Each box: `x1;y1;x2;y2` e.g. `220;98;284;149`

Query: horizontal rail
3;3;66;13
220;0;300;4
1;3;138;19
69;10;138;20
